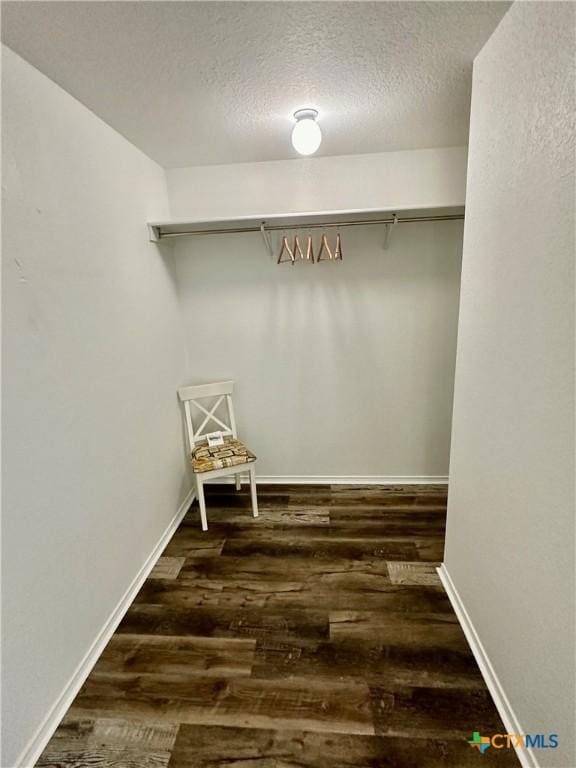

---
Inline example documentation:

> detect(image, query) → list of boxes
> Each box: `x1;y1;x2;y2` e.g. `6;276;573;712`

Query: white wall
444;3;575;767
166;146;467;220
173;219;463;479
1;47;191;766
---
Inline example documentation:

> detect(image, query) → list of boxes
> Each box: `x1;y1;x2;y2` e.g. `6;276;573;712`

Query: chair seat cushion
191;437;256;473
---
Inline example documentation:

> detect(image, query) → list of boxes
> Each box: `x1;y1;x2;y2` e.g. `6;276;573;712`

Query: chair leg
249;465;258;518
235;474;242;491
196;475;208;531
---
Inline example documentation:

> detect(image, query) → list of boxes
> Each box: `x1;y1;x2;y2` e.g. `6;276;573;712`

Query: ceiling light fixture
291;108;322;156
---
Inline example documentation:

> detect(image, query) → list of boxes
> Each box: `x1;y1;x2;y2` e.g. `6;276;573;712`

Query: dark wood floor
37;484;519;767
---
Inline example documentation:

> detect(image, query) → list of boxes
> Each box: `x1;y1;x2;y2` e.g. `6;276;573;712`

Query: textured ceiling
1;1;510;168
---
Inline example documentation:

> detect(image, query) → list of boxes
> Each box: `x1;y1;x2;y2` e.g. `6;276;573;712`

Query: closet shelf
147;205;464;242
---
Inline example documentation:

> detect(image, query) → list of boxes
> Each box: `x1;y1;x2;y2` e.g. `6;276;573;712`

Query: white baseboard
208;474;448;485
437;564;538;768
15;487;196;768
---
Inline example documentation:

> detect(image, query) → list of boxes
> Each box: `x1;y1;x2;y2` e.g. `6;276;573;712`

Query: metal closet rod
156;213;464;238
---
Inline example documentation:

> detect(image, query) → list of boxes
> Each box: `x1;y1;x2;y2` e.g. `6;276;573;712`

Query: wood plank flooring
36;484;519;767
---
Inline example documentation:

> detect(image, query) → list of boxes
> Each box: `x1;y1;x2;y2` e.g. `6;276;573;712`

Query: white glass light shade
291;109;321;156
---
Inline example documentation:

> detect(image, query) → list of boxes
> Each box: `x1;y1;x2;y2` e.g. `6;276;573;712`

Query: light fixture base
293;108;318;122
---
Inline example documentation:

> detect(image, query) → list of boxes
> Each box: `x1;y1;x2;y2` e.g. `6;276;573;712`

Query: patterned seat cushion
191;437;256;473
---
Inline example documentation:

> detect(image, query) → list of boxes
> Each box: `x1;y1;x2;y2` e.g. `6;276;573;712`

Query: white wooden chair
178;380;258;531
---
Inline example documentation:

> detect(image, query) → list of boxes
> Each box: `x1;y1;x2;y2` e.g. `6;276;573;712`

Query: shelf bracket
383;213;399;250
148;224;161;243
260;222;274;258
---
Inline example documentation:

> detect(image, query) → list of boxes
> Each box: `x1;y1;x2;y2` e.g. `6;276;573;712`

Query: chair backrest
177;380;237;451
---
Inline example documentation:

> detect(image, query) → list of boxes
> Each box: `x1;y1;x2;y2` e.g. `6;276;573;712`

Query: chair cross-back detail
178;380;258;530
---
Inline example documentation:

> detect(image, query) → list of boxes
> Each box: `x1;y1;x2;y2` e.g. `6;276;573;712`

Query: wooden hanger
304;234;315;263
294;235;315;263
277;235;295;264
317;234;334;261
334;232;343;260
293;235;304;261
